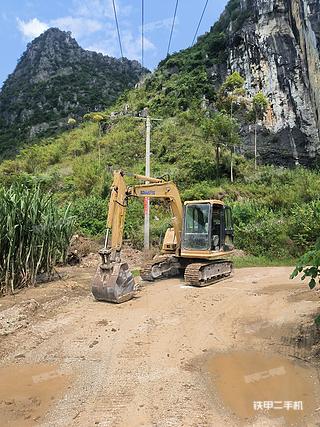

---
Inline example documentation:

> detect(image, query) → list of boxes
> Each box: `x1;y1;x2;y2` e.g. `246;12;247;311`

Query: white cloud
85;31;155;61
51;17;103;39
17;17;48;40
122;32;155;60
85;43;108;56
17;16;103;41
85;37;117;57
142;18;173;33
73;0;131;20
73;0;113;19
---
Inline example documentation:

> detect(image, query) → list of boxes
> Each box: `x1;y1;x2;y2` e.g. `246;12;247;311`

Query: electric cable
192;0;209;46
167;0;179;56
141;0;144;71
112;0;124;58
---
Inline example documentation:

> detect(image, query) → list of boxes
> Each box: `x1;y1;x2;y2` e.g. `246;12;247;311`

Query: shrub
288;201;320;255
71;157;110;197
69;195;107;236
235;215;290;259
0;185;74;294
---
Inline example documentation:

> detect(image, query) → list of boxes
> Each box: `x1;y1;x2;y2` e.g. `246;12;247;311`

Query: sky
0;0;228;88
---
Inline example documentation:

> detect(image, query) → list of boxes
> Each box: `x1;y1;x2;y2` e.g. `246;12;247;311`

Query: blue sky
0;0;228;88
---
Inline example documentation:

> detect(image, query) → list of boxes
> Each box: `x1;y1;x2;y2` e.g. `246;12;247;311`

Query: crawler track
184;260;233;287
140;255;181;281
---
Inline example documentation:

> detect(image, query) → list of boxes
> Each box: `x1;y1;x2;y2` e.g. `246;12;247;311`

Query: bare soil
0;265;320;426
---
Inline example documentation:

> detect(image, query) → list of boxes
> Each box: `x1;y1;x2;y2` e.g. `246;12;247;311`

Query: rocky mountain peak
0;28;146;157
12;28;81;84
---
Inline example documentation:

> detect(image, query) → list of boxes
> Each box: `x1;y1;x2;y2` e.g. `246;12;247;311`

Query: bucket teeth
92;261;135;303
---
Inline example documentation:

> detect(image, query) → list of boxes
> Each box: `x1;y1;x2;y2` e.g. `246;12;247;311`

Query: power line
192;0;209;46
112;0;124;58
141;0;144;71
167;0;179;56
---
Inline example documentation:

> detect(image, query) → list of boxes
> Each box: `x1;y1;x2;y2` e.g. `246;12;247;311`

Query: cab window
183;204;210;250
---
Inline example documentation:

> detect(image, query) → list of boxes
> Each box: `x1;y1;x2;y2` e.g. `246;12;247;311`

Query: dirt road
1;266;320;426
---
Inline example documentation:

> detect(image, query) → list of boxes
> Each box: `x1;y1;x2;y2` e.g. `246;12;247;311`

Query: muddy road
1;266;320;426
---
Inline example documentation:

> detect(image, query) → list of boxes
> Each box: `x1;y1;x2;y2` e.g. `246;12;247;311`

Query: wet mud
204;350;319;426
0;363;69;426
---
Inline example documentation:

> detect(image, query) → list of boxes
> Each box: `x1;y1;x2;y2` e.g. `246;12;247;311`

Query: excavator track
141;255;182;281
184;260;233;287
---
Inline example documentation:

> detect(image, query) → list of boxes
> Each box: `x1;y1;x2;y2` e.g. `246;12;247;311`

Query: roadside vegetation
291;238;320;323
0;185;74;293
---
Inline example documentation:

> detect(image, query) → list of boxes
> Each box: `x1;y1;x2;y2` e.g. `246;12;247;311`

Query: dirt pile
67;235;144;270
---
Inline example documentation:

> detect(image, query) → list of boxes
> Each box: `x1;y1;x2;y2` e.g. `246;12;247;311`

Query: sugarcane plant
0;185;75;294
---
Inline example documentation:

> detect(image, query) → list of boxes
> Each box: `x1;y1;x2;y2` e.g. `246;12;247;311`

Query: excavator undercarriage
140;255;182;281
140;255;233;286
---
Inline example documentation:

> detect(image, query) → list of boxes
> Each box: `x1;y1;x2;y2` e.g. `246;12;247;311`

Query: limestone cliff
152;0;320;166
229;0;320;165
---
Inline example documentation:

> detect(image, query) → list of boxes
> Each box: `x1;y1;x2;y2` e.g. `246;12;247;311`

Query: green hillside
1;102;320;262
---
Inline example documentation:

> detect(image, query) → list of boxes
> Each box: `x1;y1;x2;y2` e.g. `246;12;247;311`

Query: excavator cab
181;201;234;253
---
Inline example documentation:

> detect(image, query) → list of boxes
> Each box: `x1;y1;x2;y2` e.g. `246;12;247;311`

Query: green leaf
309;278;316;290
315;314;320;326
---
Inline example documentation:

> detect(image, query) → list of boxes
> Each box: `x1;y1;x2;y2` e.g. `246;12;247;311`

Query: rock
228;0;320;166
0;28;148;157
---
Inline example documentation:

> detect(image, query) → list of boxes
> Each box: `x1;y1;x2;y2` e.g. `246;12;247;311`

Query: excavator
92;170;234;303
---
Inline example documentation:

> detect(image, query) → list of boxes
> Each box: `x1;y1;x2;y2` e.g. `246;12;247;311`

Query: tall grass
0;185;74;294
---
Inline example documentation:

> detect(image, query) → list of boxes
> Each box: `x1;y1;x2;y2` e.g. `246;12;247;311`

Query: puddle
0;363;69;426
204;351;318;425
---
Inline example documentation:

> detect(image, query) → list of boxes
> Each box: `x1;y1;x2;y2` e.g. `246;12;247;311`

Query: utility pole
108;111;161;251
230;101;234;183
144;115;151;251
254;118;257;170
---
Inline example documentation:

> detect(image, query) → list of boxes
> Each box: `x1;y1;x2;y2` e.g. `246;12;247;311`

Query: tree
251;92;269;169
291;239;320;324
217;72;247;181
201;112;240;181
83;112;110;165
220;71;245;95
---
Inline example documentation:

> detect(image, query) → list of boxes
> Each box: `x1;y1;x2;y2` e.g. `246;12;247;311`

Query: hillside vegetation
1;104;320;262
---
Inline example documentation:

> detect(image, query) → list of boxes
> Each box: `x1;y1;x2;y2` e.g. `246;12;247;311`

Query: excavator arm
92;170;183;303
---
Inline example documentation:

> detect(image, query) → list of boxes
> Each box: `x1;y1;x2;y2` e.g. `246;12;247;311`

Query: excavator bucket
92;250;135;303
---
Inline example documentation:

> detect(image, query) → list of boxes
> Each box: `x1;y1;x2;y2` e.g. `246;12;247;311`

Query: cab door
221;206;234;251
182;203;211;251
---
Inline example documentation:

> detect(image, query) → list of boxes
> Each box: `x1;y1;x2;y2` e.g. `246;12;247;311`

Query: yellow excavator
92;170;234;303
